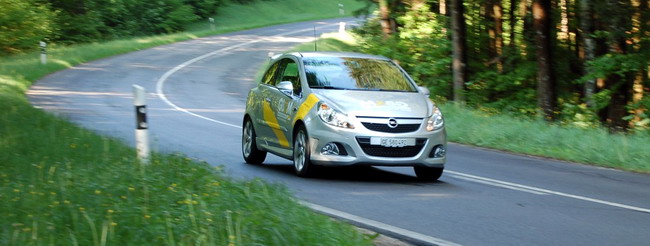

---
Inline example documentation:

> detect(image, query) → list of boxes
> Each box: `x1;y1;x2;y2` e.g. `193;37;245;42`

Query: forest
0;0;263;54
353;0;649;133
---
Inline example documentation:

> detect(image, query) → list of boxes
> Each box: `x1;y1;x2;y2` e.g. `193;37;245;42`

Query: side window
262;62;280;86
277;59;302;97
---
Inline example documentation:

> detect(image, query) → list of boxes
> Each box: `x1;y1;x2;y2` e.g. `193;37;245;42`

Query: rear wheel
414;166;444;181
293;125;315;177
242;118;266;164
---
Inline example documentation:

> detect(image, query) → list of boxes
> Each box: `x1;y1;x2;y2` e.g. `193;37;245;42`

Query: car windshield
303;57;417;92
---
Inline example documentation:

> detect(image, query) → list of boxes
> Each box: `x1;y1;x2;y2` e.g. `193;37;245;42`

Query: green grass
187;0;366;32
0;0;374;245
441;104;650;172
0;101;370;245
288;32;650;173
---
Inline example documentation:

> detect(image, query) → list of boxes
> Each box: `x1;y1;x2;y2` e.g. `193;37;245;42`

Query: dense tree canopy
0;0;268;55
354;0;650;132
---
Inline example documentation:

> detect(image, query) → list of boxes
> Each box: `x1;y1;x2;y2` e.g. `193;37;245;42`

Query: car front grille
361;122;421;133
356;137;427;158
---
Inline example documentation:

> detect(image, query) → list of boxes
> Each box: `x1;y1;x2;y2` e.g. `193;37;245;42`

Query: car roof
286;51;391;61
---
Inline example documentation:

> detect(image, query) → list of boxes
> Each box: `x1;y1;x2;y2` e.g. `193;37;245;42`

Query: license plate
370;137;416;147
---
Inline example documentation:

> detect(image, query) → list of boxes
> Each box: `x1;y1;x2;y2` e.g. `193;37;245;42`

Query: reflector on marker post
39;41;47;65
133;84;150;164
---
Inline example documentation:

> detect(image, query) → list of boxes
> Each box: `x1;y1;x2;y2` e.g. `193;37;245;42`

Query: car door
254;60;280;147
257;58;302;152
265;58;303;150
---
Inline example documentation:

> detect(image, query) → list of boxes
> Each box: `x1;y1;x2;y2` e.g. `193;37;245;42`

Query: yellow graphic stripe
263;101;289;147
293;94;319;125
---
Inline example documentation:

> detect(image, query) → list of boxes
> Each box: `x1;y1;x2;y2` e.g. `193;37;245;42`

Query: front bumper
304;116;446;168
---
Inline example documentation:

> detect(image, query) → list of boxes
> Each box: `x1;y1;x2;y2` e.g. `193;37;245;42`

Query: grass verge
1;0;373;245
290;32;650;173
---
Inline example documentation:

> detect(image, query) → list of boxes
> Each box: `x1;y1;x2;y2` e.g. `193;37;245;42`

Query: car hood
311;89;431;118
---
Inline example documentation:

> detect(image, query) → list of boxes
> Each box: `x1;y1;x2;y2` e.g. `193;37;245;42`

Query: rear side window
262;62;280;86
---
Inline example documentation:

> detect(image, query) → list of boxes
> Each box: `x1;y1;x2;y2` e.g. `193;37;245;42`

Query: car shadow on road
247;162;447;185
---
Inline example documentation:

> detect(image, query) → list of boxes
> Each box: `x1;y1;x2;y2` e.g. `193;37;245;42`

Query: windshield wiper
310;86;349;90
361;88;411;92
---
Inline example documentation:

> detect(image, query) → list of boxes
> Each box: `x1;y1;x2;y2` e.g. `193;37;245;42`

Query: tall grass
0;102;370;245
441;104;649;172
0;0;373;245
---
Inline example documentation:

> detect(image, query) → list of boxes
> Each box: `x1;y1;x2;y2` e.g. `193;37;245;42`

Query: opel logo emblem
387;118;398;128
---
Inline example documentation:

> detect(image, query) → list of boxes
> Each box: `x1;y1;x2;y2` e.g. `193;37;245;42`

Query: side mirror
418;86;430;96
277;81;294;96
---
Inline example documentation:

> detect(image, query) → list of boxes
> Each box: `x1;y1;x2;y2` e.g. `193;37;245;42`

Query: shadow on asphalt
245;162;447;185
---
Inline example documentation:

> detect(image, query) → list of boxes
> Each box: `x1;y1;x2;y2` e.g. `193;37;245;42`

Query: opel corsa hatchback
242;52;447;180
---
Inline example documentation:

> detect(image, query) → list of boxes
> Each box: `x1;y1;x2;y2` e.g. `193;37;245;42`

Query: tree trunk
450;0;467;103
378;0;394;37
532;0;558;120
602;0;634;131
509;0;517;49
490;0;504;72
579;0;597;108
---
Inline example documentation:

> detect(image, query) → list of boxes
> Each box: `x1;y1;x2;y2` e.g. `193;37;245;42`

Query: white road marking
447;170;650;214
301;201;463;246
448;173;549;195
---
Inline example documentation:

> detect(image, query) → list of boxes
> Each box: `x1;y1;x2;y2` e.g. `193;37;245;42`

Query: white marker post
339;22;346;33
209;17;215;31
39;41;47;64
338;3;344;15
133;85;150;164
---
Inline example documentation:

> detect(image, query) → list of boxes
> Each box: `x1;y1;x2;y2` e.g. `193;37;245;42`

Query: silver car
242;52;447;180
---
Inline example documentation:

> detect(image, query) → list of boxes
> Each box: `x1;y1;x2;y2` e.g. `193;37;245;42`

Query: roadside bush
0;0;57;55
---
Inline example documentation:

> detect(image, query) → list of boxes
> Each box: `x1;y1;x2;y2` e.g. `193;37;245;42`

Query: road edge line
300;201;463;246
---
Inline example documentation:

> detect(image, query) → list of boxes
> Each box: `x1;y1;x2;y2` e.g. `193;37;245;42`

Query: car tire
242;118;266;164
414;166;444;181
293;125;315;177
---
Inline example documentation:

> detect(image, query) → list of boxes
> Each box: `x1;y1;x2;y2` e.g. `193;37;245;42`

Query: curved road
28;18;650;246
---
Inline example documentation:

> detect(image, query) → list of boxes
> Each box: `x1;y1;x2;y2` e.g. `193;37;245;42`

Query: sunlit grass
186;0;366;32
0;0;374;245
290;32;360;52
0;99;371;245
440;104;650;172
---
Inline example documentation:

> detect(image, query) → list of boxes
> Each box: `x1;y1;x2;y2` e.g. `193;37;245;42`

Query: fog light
431;145;446;158
321;143;340;155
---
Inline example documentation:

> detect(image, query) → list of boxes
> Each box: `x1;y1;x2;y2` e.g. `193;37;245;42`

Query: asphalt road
28;18;650;246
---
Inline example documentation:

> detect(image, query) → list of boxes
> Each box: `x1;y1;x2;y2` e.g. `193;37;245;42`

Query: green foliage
581;53;647;81
162;4;200;33
354;4;452;98
467;61;538;116
0;0;57;55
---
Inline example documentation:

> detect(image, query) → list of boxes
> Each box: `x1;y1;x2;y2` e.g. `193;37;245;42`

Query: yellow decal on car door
263;101;289;147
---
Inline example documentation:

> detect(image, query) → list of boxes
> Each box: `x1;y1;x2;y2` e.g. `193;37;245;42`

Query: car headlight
317;102;354;129
426;106;444;131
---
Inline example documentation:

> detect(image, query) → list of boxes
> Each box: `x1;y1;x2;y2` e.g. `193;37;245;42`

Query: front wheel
414;166;444;181
242;118;266;164
293;125;315;177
